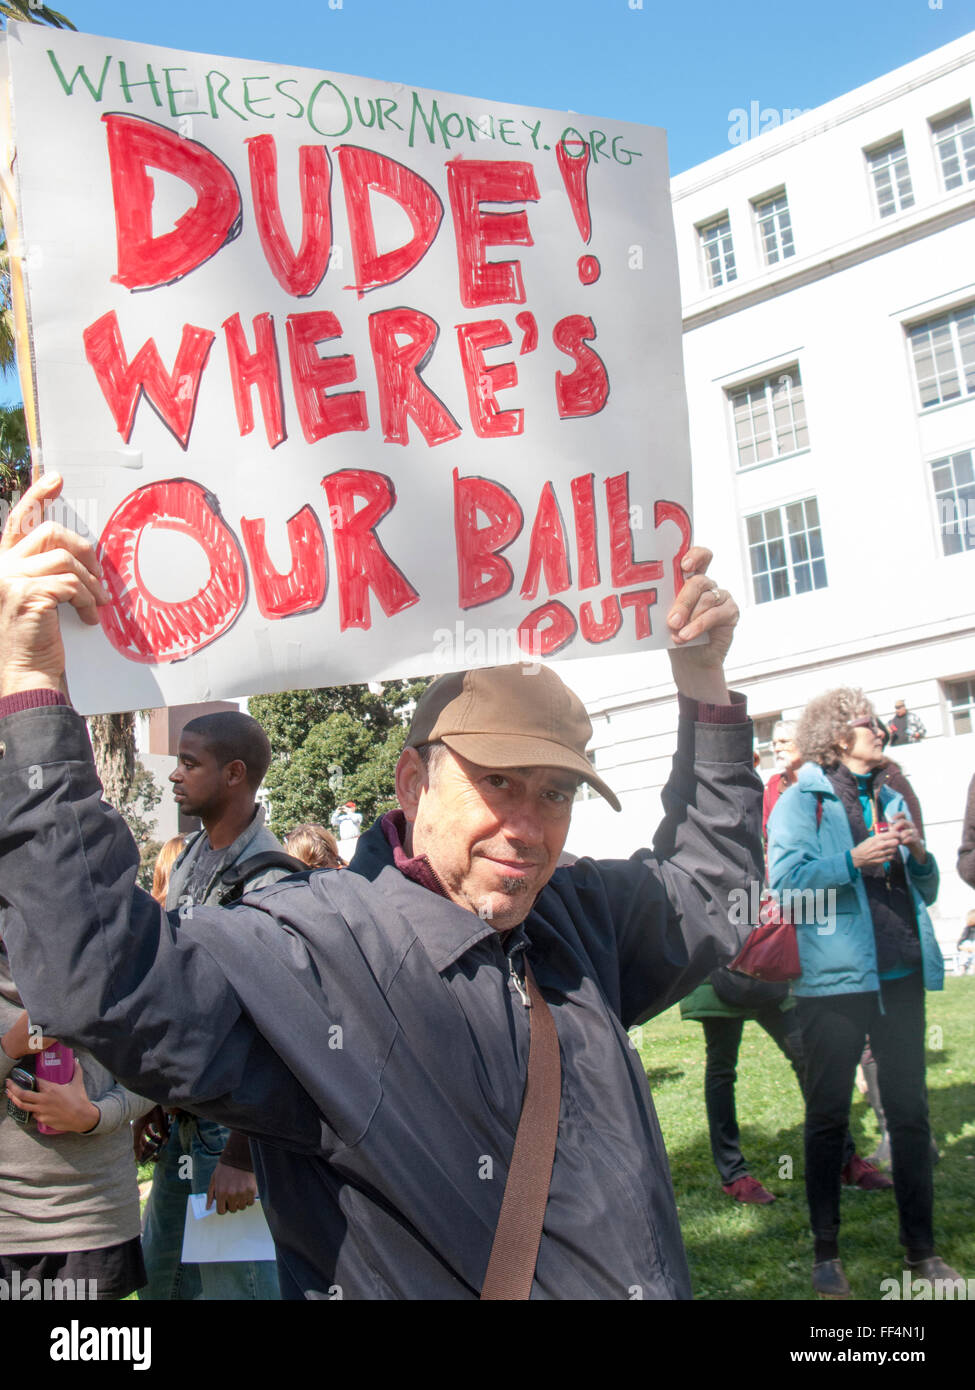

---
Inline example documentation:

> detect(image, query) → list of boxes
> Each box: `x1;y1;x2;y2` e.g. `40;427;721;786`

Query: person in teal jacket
767;687;957;1300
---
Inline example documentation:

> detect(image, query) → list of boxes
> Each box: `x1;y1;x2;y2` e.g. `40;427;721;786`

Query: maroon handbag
732;795;823;982
728;892;800;982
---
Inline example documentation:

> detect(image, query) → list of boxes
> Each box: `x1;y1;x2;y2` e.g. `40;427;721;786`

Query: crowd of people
681;688;967;1299
1;708;353;1304
0;475;968;1303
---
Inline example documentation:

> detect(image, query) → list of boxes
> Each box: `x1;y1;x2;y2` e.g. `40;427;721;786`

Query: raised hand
666;546;739;703
0;474;109;697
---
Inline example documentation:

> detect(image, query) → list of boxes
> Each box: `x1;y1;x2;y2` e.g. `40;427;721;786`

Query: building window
931;449;975;556
946;677;975;734
753;714;784;772
753;190;795;264
698;216;737;288
931;105;975;191
728;365;809;467
746;497;827;604
866;138;915;218
574;749;598;802
908;302;975;409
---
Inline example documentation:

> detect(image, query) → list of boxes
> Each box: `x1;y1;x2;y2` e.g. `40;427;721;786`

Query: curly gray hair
796;687;873;768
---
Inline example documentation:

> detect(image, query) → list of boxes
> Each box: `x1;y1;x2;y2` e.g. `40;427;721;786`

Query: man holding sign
0;476;761;1300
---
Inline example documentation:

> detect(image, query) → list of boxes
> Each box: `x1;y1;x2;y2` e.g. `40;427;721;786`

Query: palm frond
0;4;77;30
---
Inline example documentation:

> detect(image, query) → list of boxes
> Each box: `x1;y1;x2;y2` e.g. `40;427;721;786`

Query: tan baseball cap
406;664;621;812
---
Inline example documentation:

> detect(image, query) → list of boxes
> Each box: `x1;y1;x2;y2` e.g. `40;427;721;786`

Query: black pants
702;1007;856;1184
797;974;933;1257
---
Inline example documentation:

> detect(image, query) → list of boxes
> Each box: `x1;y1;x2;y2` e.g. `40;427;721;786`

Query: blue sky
2;0;973;403
29;0;974;173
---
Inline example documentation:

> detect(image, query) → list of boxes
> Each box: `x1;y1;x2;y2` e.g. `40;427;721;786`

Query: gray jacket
166;803;288;911
164;799;293;1173
0;952;154;1254
0;703;761;1299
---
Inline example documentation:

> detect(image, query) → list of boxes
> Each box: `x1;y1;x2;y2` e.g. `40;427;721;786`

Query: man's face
895;702;906;718
169;732;230;820
771;734;800;771
401;747;577;932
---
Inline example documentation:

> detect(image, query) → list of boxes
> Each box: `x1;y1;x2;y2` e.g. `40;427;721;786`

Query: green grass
631;976;975;1299
127;989;973;1303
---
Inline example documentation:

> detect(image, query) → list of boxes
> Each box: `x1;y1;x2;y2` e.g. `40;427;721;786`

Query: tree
0;401;29;503
0;5;74;30
87;711;163;890
250;679;430;838
0;224;14;376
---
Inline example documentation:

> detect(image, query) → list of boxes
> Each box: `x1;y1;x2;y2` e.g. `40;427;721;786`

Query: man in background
141;711;289;1301
888;699;925;746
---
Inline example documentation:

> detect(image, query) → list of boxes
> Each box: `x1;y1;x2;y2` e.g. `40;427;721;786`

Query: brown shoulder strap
480;959;562;1301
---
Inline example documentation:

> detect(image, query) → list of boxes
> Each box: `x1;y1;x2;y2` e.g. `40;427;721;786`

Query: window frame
573;749;599;803
744;495;828;607
752;188;796;266
930;103;975;193
944;676;975;735
753;713;784;772
727;363;810;470
907;301;975;411
864;135;915;219
929;446;975;558
697;214;737;290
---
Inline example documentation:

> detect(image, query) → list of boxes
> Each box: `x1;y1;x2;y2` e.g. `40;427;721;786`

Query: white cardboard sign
1;24;692;713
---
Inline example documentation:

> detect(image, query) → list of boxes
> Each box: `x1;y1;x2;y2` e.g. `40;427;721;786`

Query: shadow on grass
644;1064;685;1086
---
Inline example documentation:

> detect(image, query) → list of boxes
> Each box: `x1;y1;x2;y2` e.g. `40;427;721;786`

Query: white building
564;31;975;938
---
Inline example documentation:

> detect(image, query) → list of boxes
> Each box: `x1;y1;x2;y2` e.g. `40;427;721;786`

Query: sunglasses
850;716;882;733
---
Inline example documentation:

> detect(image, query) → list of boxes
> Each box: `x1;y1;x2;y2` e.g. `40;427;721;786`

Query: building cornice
671;42;975;199
682;196;975;331
585;616;975;723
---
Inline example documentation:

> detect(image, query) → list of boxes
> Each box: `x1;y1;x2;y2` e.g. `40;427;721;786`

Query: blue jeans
140;1115;280;1300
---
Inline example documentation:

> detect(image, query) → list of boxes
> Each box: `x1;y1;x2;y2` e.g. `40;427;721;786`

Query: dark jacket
0;703;761;1300
958;774;975;890
165;803;294;1174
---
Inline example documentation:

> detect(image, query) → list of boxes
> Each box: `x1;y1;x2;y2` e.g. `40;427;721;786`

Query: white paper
180;1193;276;1263
2;24;692;714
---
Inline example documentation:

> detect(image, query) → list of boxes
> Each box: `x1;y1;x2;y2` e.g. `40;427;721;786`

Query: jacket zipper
507;952;531;1008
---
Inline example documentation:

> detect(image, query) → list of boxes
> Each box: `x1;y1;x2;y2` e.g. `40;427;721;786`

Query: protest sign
0;23;691;714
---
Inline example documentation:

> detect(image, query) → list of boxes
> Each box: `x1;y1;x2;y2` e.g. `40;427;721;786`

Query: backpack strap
217;851;308;905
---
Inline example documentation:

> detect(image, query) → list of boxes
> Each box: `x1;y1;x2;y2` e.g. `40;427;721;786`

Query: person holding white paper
0;475;763;1300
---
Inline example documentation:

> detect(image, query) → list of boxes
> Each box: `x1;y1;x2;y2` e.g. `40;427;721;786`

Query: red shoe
722;1175;776;1204
842;1155;894;1190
